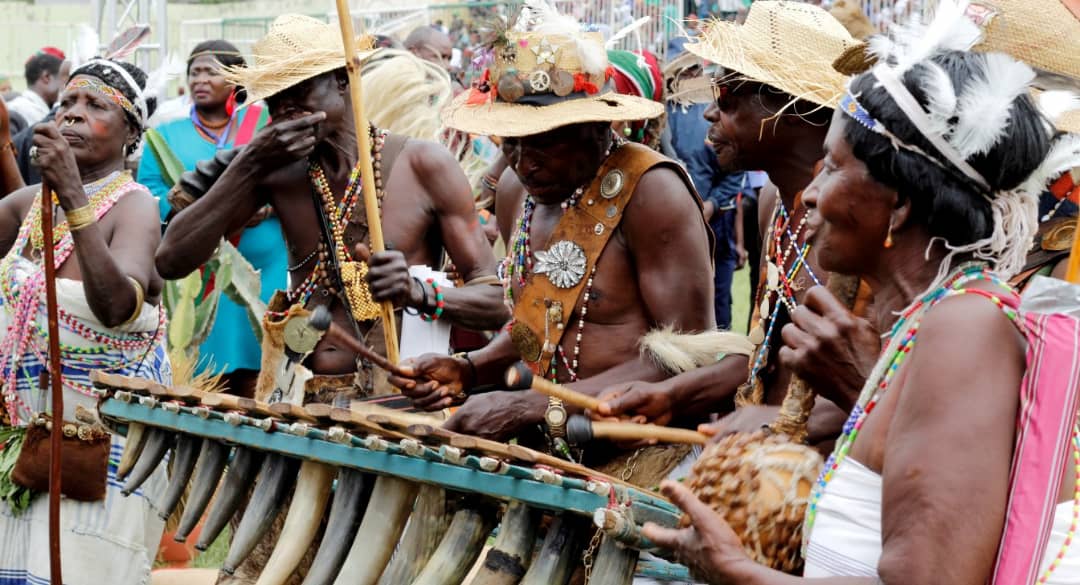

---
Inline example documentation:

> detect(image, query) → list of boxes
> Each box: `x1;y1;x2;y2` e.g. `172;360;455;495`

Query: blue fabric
710;210;736;330
138;112;288;375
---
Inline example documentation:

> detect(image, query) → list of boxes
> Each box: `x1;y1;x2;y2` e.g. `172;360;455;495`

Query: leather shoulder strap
510;143;683;374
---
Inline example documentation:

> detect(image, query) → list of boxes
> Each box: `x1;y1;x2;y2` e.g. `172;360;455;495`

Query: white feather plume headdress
849;0;1080;283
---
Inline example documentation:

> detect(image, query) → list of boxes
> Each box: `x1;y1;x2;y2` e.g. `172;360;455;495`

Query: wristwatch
544;397;568;438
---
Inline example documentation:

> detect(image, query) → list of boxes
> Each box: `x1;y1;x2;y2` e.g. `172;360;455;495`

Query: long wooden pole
41;182;64;585
332;3;400;365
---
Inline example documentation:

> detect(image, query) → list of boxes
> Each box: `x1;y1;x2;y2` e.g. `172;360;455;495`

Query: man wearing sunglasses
595;1;879;450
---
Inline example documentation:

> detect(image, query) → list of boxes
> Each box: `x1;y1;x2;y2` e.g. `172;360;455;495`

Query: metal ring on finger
29;145;39;166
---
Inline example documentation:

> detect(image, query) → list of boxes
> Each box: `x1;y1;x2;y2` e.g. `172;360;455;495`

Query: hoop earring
883;224;894;249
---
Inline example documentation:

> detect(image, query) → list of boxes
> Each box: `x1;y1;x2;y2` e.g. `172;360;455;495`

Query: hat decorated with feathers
441;0;663;137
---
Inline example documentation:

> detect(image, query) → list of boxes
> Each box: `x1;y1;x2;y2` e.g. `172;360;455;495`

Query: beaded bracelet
421;278;445;322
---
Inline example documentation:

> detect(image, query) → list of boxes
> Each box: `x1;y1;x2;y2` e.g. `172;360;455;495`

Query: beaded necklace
746;198;819;388
190;104;236;149
26;171;132;252
0;171;163;425
500;136;619;307
273;127;387;314
803;263;1009;539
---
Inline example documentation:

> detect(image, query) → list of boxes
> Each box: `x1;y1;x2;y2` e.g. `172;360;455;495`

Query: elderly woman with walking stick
0;57;170;585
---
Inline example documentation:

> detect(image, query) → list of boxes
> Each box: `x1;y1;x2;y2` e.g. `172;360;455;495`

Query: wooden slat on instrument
199;393;269;416
90;370;165;395
329;407;412;440
266;401;319;423
150;385;207;404
407;424;637;490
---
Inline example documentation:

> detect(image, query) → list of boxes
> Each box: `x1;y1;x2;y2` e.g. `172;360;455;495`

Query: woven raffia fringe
684;430;823;574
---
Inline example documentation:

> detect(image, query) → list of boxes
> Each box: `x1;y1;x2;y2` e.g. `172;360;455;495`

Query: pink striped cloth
988;293;1080;585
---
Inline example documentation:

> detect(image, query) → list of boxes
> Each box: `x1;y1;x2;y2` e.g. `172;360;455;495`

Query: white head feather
1037;90;1080;124
142;52;183;109
951;53;1035;158
70;24;100;70
916;61;959;140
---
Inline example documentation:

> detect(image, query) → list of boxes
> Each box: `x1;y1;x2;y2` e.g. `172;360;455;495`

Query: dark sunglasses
711;78;768;110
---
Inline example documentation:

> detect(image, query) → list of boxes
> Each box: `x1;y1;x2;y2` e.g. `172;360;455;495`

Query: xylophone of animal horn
89;370;693;585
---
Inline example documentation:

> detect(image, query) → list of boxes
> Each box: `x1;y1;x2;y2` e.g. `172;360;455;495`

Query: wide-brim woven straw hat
442;91;664;137
963;0;1080;87
224;14;376;105
683;1;859;108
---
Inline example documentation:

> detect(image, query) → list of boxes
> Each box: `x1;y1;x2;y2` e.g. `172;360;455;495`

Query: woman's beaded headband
840;67;992;192
64;77;139;121
76;59;148;126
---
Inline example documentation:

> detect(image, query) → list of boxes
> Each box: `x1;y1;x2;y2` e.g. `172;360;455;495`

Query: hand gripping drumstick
565;415;708;446
504;361;603;412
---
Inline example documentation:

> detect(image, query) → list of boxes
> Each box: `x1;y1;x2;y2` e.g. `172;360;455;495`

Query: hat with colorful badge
441;0;664;137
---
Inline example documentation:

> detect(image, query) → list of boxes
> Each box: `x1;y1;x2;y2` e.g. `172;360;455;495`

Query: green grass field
730;265;751;335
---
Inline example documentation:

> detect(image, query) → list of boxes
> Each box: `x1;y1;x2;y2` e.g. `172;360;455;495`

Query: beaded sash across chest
284;128;387;322
0;171;164;425
738;197;820;407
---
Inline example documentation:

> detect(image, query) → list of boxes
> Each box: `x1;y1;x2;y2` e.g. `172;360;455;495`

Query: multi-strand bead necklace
0;171;163;425
25;170;134;252
270;127;387;317
746;198;820;387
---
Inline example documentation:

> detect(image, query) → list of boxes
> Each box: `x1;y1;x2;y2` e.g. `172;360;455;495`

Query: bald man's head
404;25;453;69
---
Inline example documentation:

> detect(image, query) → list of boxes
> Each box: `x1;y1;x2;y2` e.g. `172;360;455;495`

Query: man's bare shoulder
399;138;473;208
624;165;702;228
400;138;459;178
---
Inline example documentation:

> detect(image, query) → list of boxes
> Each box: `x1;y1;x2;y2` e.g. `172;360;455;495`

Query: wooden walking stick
40;181;64;584
332;3;400;365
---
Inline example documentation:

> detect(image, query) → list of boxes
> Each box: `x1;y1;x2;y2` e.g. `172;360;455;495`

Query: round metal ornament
533;240;588;289
600;170;625;199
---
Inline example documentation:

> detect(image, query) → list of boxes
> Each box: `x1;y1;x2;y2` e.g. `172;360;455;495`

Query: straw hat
962;0;1080;86
683;1;860;108
833;1;1080;132
224;14;376;105
441;4;663;137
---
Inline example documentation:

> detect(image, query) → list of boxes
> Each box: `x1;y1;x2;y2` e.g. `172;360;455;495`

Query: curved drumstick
504;362;602;413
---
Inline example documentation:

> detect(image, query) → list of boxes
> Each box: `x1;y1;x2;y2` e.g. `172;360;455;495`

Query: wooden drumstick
566;415;708;446
504;362;603;413
312;306;404;376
